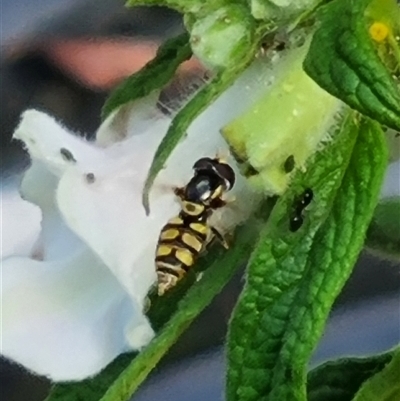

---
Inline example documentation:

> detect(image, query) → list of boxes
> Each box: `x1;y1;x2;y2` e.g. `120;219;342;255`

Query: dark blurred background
1;1;399;400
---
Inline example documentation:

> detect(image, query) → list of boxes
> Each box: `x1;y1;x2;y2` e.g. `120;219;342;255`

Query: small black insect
298;188;313;210
289;188;314;232
289;214;304;232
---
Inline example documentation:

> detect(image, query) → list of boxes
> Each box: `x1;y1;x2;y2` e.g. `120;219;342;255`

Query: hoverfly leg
211;226;229;249
210;197;227;210
173;186;186;200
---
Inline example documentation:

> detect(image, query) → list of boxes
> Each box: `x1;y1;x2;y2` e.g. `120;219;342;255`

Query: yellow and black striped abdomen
155;216;209;295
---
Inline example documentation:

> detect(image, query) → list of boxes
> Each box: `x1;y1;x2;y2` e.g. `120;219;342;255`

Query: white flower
1;64;269;381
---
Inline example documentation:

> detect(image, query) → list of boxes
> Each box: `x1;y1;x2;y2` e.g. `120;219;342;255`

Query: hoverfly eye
193;157;214;172
214;162;236;190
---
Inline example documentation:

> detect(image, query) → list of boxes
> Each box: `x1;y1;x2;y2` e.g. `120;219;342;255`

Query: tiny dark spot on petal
60;148;76;163
85;173;96;183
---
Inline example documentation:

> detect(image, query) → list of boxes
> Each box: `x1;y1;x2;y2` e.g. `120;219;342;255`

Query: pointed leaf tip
101;33;192;120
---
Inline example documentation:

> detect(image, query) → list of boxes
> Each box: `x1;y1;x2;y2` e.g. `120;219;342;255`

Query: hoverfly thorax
154;156;236;296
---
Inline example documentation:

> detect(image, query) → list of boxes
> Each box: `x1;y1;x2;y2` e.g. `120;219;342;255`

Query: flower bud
187;4;255;69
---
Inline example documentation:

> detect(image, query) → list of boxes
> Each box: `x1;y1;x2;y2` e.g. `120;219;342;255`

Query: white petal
1;179;41;259
381;160;400;199
20;161;84;260
13;110;104;176
1;249;152;381
56;152;166;304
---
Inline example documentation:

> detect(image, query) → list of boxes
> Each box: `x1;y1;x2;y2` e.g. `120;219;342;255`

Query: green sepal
304;0;400;131
188;3;256;69
101;33;191;120
226;112;388;401
307;350;395;401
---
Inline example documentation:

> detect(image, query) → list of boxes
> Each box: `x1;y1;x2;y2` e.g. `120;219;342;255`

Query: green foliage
188;3;256;69
226;113;388;401
353;349;400;401
304;0;400;131
307;350;395;401
366;198;400;259
249;0;323;21
45;354;134;401
101;33;191;120
125;0;223;14
45;1;398;400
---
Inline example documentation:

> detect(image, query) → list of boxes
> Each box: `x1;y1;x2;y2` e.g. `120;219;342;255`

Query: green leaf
366;198;400;260
352;349;400;401
142;63;255;214
226;112;388;401
101;33;192;120
307;351;395;401
303;0;400;131
45;353;135;401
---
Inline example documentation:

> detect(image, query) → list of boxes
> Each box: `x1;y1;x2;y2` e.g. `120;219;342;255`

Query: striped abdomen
155;215;209;295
